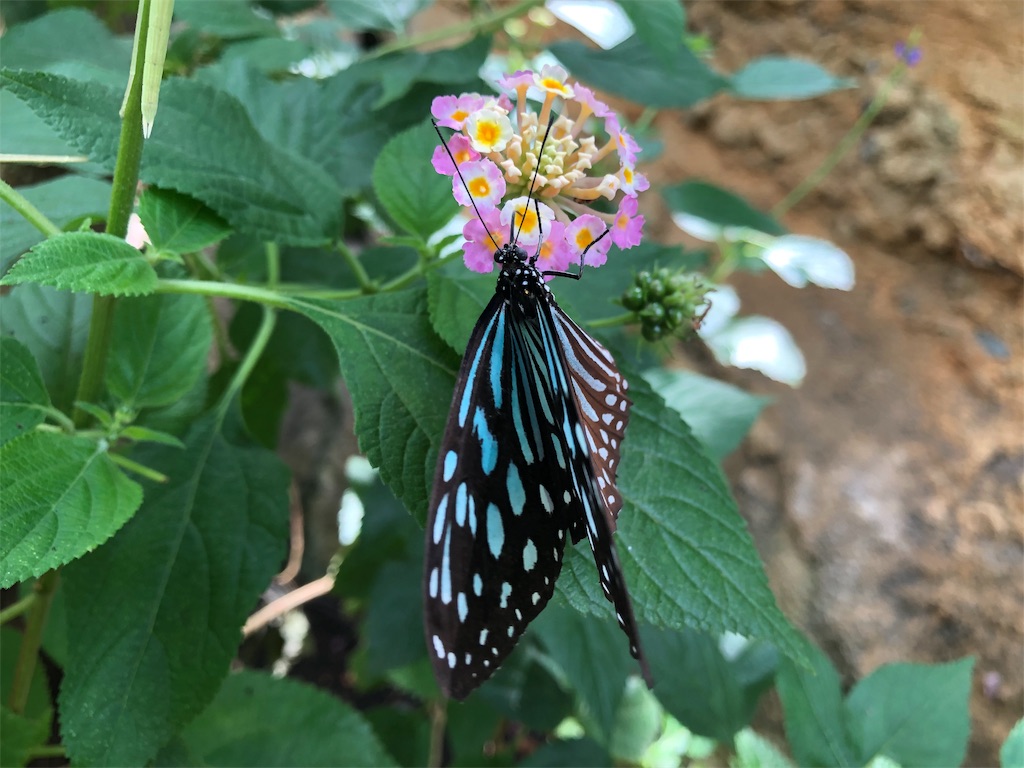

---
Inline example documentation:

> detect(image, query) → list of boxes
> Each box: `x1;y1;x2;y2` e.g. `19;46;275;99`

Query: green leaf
1002;719;1024;768
1;175;112;274
608;677;661;762
663;181;785;235
616;0;685;68
0;431;143;588
0;7;131;76
0;284;91;411
645;626;775;742
731;57;855;101
106;293;212;408
426;264;495;351
776;639;858;767
137;187;232;255
174;0;280;39
520;737;610;767
373;121;460;241
0;705;51;768
326;0;431;32
158;670;396;767
556;371;805;663
0;231;158;296
364;559;428;675
120;426;186;449
59;412;290;766
643;369;769;460
363;707;431;768
532;600;630;741
845;657;973;768
0;337;51;445
0;70;344;246
550;36;727;108
285;289;459;524
732;728;797;768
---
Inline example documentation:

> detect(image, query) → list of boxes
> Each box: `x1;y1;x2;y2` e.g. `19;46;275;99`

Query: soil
640;2;1023;764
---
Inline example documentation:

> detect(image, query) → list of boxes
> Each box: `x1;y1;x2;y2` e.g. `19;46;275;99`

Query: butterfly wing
548;304;652;686
425;295;575;700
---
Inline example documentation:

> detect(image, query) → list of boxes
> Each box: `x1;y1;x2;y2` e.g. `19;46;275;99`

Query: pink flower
566;214;612;267
604;114;641;167
452;160;505;210
431;134;480;176
572;84;611;118
611;196;644;249
432;94;486;130
617;165;649;196
462;208;506;272
535;220;573;274
499;70;534;90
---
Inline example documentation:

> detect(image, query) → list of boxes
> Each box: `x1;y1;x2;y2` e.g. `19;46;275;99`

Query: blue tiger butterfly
424;117;652;700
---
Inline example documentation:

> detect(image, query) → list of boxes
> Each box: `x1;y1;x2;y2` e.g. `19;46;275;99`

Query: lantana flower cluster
431;65;648;274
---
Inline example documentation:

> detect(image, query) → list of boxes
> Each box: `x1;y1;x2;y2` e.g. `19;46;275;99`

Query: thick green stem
72;0;151;426
338;242;376;293
156;278;292;308
588;311;634;329
7;571;58;715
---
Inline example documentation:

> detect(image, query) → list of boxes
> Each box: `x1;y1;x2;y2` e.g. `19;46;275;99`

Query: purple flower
895;41;922;67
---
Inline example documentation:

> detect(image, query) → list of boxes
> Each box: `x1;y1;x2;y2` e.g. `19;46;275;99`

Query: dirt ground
643;2;1022;764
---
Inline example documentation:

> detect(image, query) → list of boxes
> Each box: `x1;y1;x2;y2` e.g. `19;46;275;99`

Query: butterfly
423;119;653;700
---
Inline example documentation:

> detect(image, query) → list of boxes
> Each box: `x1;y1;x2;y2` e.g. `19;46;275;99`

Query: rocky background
645;2;1021;764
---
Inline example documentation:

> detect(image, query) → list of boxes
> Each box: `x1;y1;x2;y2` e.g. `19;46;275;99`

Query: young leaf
731;57;855;101
157;670;397;767
0;231;157;296
137;187;231;255
0;432;143;588
643;369;769;460
776;639;858;768
844;658;974;767
0;337;51;445
373;121;460;242
59;412;290;766
106;293;212;409
549;36;727;108
608;677;662;762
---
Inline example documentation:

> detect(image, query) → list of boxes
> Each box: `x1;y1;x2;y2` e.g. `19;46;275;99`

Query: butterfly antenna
432;119;500;251
515;112;557;245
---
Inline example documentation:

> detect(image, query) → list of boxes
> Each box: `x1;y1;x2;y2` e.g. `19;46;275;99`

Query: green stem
219;303;275;420
72;0;152;427
0;593;36;626
361;0;544;61
7;571;58;715
772;61;910;218
426;699;448;768
110;452;169;483
0;179;62;238
156;278;291;308
338;242;376;293
588;311;634;329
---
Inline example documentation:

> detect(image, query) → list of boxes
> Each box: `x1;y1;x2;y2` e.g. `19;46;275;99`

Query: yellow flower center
514;208;538;234
451;109;469;123
574;230;594;250
469;178;491;197
475;122;499;147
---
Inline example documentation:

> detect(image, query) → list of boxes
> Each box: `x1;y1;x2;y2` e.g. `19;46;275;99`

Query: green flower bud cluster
621;268;710;341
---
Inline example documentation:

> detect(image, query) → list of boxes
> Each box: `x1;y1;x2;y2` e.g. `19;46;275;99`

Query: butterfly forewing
425;295;582;699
